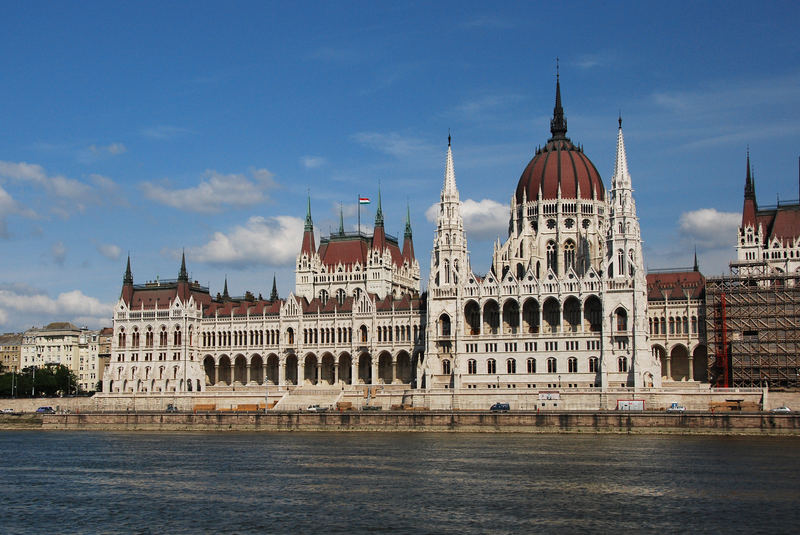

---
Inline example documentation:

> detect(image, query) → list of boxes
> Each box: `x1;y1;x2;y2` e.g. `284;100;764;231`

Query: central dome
515;78;605;203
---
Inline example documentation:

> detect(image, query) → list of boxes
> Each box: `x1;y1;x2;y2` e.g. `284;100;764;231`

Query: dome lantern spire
549;59;568;141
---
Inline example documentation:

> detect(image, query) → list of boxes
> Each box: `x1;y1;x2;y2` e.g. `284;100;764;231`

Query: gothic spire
338;204;345;235
123;253;133;285
744;147;755;200
549;62;568;141
375;184;384;227
404;202;413;239
223;276;229;299
270;273;279;301
443;134;457;196
611;116;630;189
304;191;313;232
693;246;699;272
178;250;188;282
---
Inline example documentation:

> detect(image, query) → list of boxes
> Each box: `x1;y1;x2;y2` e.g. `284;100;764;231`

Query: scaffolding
705;272;800;389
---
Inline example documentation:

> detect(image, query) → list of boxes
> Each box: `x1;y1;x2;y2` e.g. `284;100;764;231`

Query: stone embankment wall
1;411;797;435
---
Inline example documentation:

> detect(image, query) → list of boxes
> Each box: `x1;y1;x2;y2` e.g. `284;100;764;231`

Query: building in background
21;322;83;372
78;330;100;392
0;333;22;373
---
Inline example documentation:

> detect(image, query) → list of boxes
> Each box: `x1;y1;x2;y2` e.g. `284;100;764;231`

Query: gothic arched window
564;240;575;272
546;241;557;273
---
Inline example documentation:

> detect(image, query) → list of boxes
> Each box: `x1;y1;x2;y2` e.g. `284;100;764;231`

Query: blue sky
0;1;798;331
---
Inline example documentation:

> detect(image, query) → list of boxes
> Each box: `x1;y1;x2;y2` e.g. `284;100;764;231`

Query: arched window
442;359;451;375
547;357;557;373
617;249;625;277
467;359;476;374
669;317;675;335
546;241;557;273
507;358;516;374
660;318;666;335
439;314;451;337
286;328;295;345
319;289;328;305
691;316;697;334
360;325;368;343
616;308;627;331
618;356;628;372
173;326;181;346
527;358;536;373
444;260;450;284
336;289;346;306
628;249;635;276
564;240;575;272
589;357;599;372
568;357;577;373
683;316;689;334
487;359;496;374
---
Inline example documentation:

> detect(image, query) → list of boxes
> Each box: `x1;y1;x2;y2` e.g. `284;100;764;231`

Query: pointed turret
611;115;630;189
178;250;188;282
338;205;345;235
402;203;415;262
443;133;458;197
270;273;279;301
742;149;758;228
121;254;134;304
372;186;386;251
549;64;569;141
177;250;190;300
301;193;316;255
693;247;699;272
222;276;229;300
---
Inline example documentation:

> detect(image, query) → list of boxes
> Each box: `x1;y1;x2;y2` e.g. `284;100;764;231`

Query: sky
0;1;798;332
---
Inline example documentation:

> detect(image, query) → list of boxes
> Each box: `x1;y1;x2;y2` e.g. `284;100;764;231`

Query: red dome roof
515;139;604;203
515;75;605;203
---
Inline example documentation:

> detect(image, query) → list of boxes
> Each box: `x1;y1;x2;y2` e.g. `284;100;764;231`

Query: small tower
177;250;190;301
270;273;279;301
121;254;134;304
301;193;316;256
402;204;415;263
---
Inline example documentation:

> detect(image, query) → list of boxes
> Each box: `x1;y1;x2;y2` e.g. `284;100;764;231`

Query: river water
1;432;799;534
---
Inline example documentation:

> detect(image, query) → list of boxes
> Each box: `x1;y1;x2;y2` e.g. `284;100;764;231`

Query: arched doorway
502;299;519;334
338;352;352;385
250;354;264;384
669;345;690;381
320;353;335;385
693;345;708;382
203;356;215;385
266;354;279;384
218;355;231;386
396;351;412;384
304;354;318;385
522;298;539;333
285;354;298;385
378;352;393;384
543;297;560;334
234;355;247;384
483;300;499;334
464;300;480;335
358;353;372;384
583;296;602;332
563;297;581;333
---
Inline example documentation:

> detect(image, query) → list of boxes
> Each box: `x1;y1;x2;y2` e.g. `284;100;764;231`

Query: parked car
36;406;55;414
490;402;510;412
666;402;686;413
306;405;328;412
770;406;792;413
1;408;15;414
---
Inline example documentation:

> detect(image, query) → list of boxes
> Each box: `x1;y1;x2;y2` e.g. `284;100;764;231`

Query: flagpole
357;193;361;235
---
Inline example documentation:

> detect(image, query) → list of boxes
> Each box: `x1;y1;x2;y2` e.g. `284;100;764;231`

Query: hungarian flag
359;197;370;204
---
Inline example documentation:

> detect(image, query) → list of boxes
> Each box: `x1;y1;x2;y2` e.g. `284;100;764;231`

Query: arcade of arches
653;344;708;382
203;351;416;387
464;296;602;336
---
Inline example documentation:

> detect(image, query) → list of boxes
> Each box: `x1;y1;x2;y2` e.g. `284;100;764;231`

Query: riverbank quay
3;410;800;435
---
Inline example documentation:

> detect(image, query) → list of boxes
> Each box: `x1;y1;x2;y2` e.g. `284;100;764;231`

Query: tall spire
123;253;133;284
304;191;313;232
178;250;188;282
338;204;345;235
549;61;568;141
222;276;229;299
301;192;316;255
404;202;413;238
744;147;755;200
270;273;279;301
693;246;699;272
374;184;384;227
402;202;415;262
443;134;457;196
611;115;630;188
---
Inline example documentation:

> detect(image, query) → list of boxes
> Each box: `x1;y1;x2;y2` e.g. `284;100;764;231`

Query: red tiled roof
646;271;705;301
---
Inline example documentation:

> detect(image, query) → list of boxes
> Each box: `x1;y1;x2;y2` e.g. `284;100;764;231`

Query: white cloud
141;168;277;213
141;125;192;139
97;243;121;260
51;241;67;265
189;215;304;267
0;287;114;330
89;142;127;155
302;156;326;169
678;208;740;250
426;198;508;241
